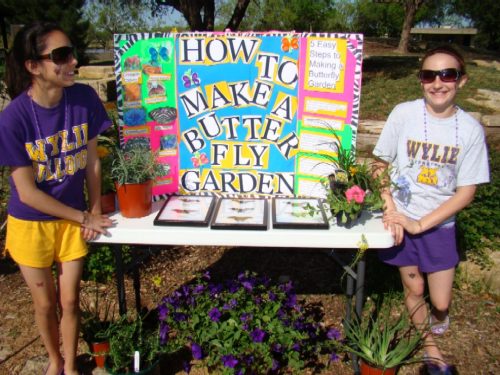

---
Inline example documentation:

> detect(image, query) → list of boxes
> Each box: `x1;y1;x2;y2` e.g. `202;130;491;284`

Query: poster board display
114;31;363;199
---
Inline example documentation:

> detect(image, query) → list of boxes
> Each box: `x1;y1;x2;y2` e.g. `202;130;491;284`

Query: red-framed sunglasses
37;46;77;65
418;68;463;84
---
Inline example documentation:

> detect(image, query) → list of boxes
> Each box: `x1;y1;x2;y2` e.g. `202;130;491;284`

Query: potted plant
308;138;390;227
80;283;117;368
342;304;424;375
110;143;163;218
157;271;342;374
105;310;164;375
97;135;117;214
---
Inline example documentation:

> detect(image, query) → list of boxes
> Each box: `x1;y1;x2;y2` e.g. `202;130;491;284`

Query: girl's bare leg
56;258;84;375
19;265;64;375
399;265;445;364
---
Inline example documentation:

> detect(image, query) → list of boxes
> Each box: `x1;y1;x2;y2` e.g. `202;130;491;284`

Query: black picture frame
210;197;268;230
153;195;216;227
272;197;329;229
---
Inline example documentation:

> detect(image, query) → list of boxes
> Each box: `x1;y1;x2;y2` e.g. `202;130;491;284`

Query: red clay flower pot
101;192;117;214
360;361;397;375
115;180;153;218
91;340;110;368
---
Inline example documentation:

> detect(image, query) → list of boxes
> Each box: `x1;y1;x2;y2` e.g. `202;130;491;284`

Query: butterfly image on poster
149;107;177;124
147;80;166;96
123;108;147;126
160;135;177;151
191;151;209;168
281;36;299;52
182;69;201;88
149;46;170;66
124;55;141;71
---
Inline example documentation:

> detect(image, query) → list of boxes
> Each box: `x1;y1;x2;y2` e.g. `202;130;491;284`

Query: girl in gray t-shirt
373;45;489;375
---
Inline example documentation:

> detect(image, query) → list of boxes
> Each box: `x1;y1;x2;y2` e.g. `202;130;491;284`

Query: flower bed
157;271;342;374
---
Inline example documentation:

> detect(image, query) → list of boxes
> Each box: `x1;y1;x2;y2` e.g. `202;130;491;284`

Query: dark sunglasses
418;68;463;84
37;46;76;65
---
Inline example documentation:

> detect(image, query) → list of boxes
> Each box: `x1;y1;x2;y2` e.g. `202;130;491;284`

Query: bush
457;145;499;268
84;244;132;283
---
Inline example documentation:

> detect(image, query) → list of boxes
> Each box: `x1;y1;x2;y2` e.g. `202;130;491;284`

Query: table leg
327;249;361;374
355;255;366;319
113;244;127;315
132;254;142;313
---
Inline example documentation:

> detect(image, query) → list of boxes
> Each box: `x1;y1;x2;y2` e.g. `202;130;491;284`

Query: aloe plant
343;307;423;369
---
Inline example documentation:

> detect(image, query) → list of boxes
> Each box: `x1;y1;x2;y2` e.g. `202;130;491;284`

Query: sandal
424;353;454;375
429;314;450;335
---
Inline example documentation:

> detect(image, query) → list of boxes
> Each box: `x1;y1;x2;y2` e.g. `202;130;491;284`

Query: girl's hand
81;211;115;238
81;226;99;241
382;210;404;245
383;211;422;235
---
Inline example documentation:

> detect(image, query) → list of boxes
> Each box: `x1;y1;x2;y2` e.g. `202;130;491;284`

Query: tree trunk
225;0;252;31
397;0;423;54
156;0;215;31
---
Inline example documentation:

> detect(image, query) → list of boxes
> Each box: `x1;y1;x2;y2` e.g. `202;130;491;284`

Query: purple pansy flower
191;342;203;360
159;323;169;343
250;328;266;343
327;328;341;340
221;354;238;368
208;307;222;322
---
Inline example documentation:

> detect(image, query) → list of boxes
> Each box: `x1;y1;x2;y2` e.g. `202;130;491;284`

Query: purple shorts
378;224;458;273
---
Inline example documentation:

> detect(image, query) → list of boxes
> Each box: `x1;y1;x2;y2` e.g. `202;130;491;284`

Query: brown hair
420;45;466;74
5;21;65;99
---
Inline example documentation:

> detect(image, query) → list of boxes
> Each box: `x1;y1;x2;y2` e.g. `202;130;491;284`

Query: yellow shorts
4;215;88;268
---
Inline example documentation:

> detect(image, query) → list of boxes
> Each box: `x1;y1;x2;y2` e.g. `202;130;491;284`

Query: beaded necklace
422;100;459;148
29;89;69;182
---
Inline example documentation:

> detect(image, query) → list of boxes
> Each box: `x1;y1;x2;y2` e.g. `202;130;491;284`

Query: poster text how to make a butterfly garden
114;31;363;199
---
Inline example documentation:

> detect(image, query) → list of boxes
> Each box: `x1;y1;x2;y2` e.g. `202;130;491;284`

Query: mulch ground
0;245;499;374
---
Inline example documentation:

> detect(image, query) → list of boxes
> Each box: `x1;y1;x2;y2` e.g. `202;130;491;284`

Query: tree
452;0;500;50
153;0;252;31
353;0;404;37
396;0;424;53
84;0;163;49
2;0;90;64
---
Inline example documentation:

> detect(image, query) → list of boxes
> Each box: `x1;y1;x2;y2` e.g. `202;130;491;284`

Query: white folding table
94;200;394;373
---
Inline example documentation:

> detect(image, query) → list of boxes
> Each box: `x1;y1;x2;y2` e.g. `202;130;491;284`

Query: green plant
97;135;116;194
110;145;163;185
308;141;390;224
107;310;163;373
342;302;423;369
83;244;133;283
158;271;342;374
457;146;499;268
80;282;117;344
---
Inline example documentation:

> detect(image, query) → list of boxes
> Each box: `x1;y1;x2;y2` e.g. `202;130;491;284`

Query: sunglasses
418;68;463;84
37;46;76;65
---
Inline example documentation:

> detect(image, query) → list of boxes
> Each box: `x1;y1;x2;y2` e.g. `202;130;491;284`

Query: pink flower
345;185;365;204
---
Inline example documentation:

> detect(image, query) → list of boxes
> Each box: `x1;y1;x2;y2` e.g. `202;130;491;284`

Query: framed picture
272;197;329;229
153;195;216;226
211;198;268;230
